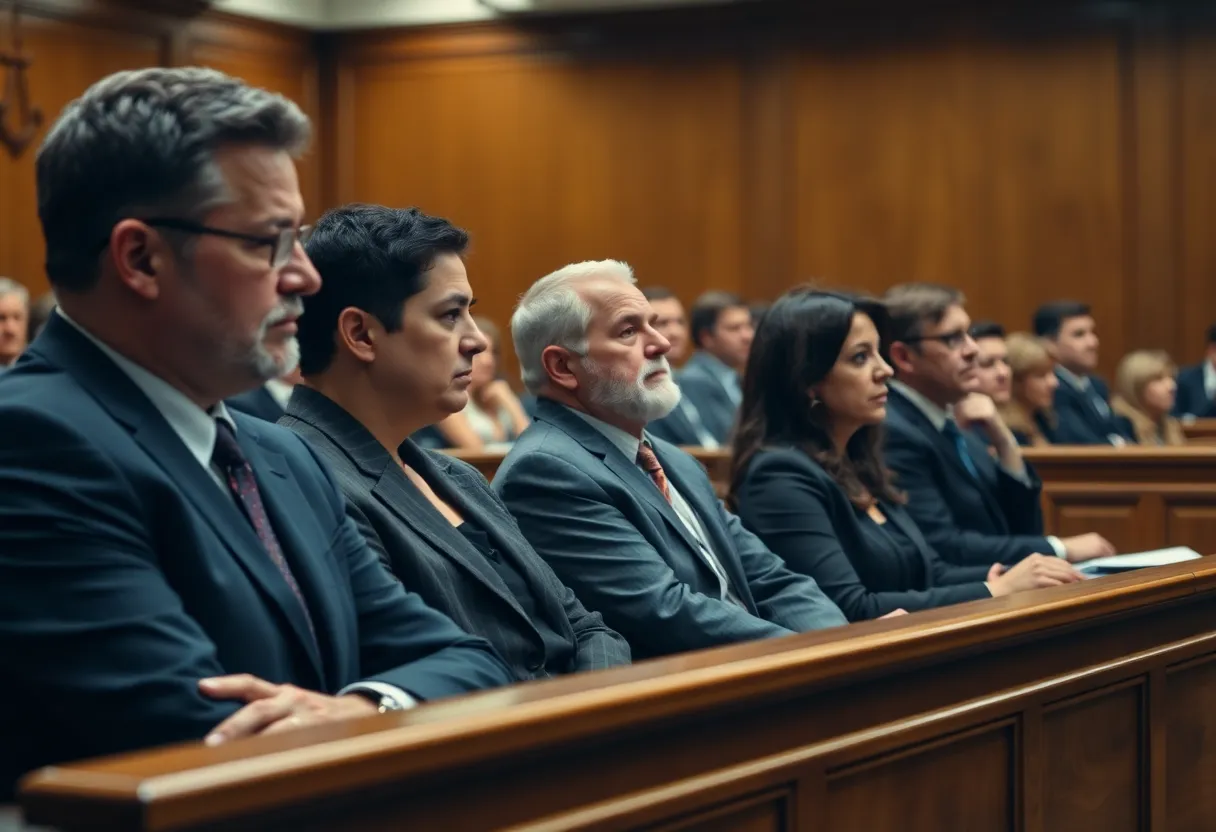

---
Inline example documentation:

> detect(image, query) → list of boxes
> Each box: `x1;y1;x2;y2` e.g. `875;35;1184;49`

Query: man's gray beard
229;298;304;382
583;357;681;425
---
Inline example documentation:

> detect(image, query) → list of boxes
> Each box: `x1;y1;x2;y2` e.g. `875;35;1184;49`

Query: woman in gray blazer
280;204;630;680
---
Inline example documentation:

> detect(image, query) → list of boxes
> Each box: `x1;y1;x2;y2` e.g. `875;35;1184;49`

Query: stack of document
1078;546;1202;576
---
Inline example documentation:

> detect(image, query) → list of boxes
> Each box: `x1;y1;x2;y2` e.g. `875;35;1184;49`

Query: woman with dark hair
729;288;1080;621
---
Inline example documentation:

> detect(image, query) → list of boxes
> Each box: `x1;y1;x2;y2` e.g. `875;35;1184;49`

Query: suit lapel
420;450;570;638
883;504;939;583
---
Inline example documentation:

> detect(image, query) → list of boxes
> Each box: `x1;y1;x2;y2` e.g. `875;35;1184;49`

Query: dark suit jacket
883;387;1051;568
492;399;848;660
226;385;285;422
0;316;511;798
1052;371;1135;444
734;446;991;621
676;352;739;443
280;388;630;681
1173;363;1216;420
647;398;713;447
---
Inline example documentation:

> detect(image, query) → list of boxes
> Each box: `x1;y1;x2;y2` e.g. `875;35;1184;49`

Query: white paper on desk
1080;547;1202;572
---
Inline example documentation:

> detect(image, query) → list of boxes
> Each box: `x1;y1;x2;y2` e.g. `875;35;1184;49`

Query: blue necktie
943;420;980;481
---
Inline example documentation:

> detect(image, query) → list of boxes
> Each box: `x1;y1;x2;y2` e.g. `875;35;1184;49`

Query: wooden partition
1182;419;1216;445
15;559;1216;831
1023;446;1216;554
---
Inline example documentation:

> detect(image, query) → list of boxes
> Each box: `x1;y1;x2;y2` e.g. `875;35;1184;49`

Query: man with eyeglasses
880;283;1114;570
0;67;511;798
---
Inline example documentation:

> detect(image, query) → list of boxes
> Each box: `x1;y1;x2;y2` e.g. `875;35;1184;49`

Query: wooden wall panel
333;49;744;376
1177;32;1216;365
1165;654;1216;831
790;35;1125;370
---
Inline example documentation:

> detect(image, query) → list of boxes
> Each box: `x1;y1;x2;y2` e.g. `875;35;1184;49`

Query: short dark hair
690;290;746;348
297;204;469;376
883;283;964;345
969;320;1005;340
1032;301;1091;338
1205;324;1216;346
641;286;676;302
37;67;310;292
729;287;903;512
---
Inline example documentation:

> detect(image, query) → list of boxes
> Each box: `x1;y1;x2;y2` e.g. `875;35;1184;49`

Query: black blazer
0;316;511;797
280;387;631;681
1173;363;1216;420
883;387;1051;567
1052;371;1135;444
734;446;991;621
226;385;285;422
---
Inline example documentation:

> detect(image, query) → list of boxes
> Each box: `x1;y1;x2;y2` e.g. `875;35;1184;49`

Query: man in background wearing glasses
0;67;511;799
880;283;1114;571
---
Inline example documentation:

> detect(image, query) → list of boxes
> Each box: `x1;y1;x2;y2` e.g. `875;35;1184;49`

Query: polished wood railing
16;559;1216;831
1182;418;1216;444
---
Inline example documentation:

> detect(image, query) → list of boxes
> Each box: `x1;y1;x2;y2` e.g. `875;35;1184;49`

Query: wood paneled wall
3;3;1215;384
321;5;1216;382
0;1;318;298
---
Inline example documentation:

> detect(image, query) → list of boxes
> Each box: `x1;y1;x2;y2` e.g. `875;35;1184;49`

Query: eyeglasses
97;218;314;268
903;329;974;351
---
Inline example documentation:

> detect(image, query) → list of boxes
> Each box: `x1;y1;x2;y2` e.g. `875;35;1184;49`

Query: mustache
263;297;304;327
637;356;672;381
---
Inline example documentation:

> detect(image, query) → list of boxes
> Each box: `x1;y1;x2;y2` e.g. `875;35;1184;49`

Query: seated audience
0;277;29;368
644;286;719;447
881;283;1114;567
226;366;301;421
26;291;56;344
0;67;510;798
730;289;1079;621
283;204;629;680
1172;324;1216;421
494;260;848;660
1001;332;1061;446
678;290;754;443
436;316;531;449
969;320;1011;405
1112;350;1184;446
1033;300;1134;444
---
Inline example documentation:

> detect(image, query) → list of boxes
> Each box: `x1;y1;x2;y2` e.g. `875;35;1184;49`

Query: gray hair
36;66;311;292
511;260;636;395
0;277;29;307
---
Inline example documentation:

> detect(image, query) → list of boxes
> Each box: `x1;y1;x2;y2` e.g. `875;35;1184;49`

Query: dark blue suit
0;316;511;797
1172;363;1216;420
883;387;1052;567
227;385;286;422
493;399;847;660
1052;371;1135;444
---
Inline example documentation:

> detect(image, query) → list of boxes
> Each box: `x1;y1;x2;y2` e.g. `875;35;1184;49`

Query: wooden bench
1182;418;1216;445
16;559;1216;831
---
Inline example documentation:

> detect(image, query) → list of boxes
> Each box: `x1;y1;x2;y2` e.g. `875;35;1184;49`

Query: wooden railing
1022;445;1216;553
1182;418;1216;444
15;559;1216;831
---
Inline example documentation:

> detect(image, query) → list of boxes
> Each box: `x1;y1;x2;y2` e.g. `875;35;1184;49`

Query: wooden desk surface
19;558;1216;831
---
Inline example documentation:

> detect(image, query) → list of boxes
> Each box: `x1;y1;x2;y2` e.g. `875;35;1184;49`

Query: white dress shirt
571;408;743;606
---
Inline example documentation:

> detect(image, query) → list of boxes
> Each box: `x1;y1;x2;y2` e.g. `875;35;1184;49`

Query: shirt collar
1055;364;1091;392
265;378;295;410
568;407;644;462
889;379;950;431
55;309;235;471
1204;361;1216;399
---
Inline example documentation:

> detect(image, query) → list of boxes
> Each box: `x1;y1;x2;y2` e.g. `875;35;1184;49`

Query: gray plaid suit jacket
280;387;630;681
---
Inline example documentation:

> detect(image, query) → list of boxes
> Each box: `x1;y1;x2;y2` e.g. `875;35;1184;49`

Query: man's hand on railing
199;674;379;746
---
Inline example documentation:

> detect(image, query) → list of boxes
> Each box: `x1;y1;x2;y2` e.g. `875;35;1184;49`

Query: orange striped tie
637;443;672;504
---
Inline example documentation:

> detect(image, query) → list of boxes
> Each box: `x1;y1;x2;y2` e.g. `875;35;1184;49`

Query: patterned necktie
212;419;318;649
636;442;672;504
942;420;980;481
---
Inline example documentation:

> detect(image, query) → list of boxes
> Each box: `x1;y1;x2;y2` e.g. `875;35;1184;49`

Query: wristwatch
353;689;406;713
